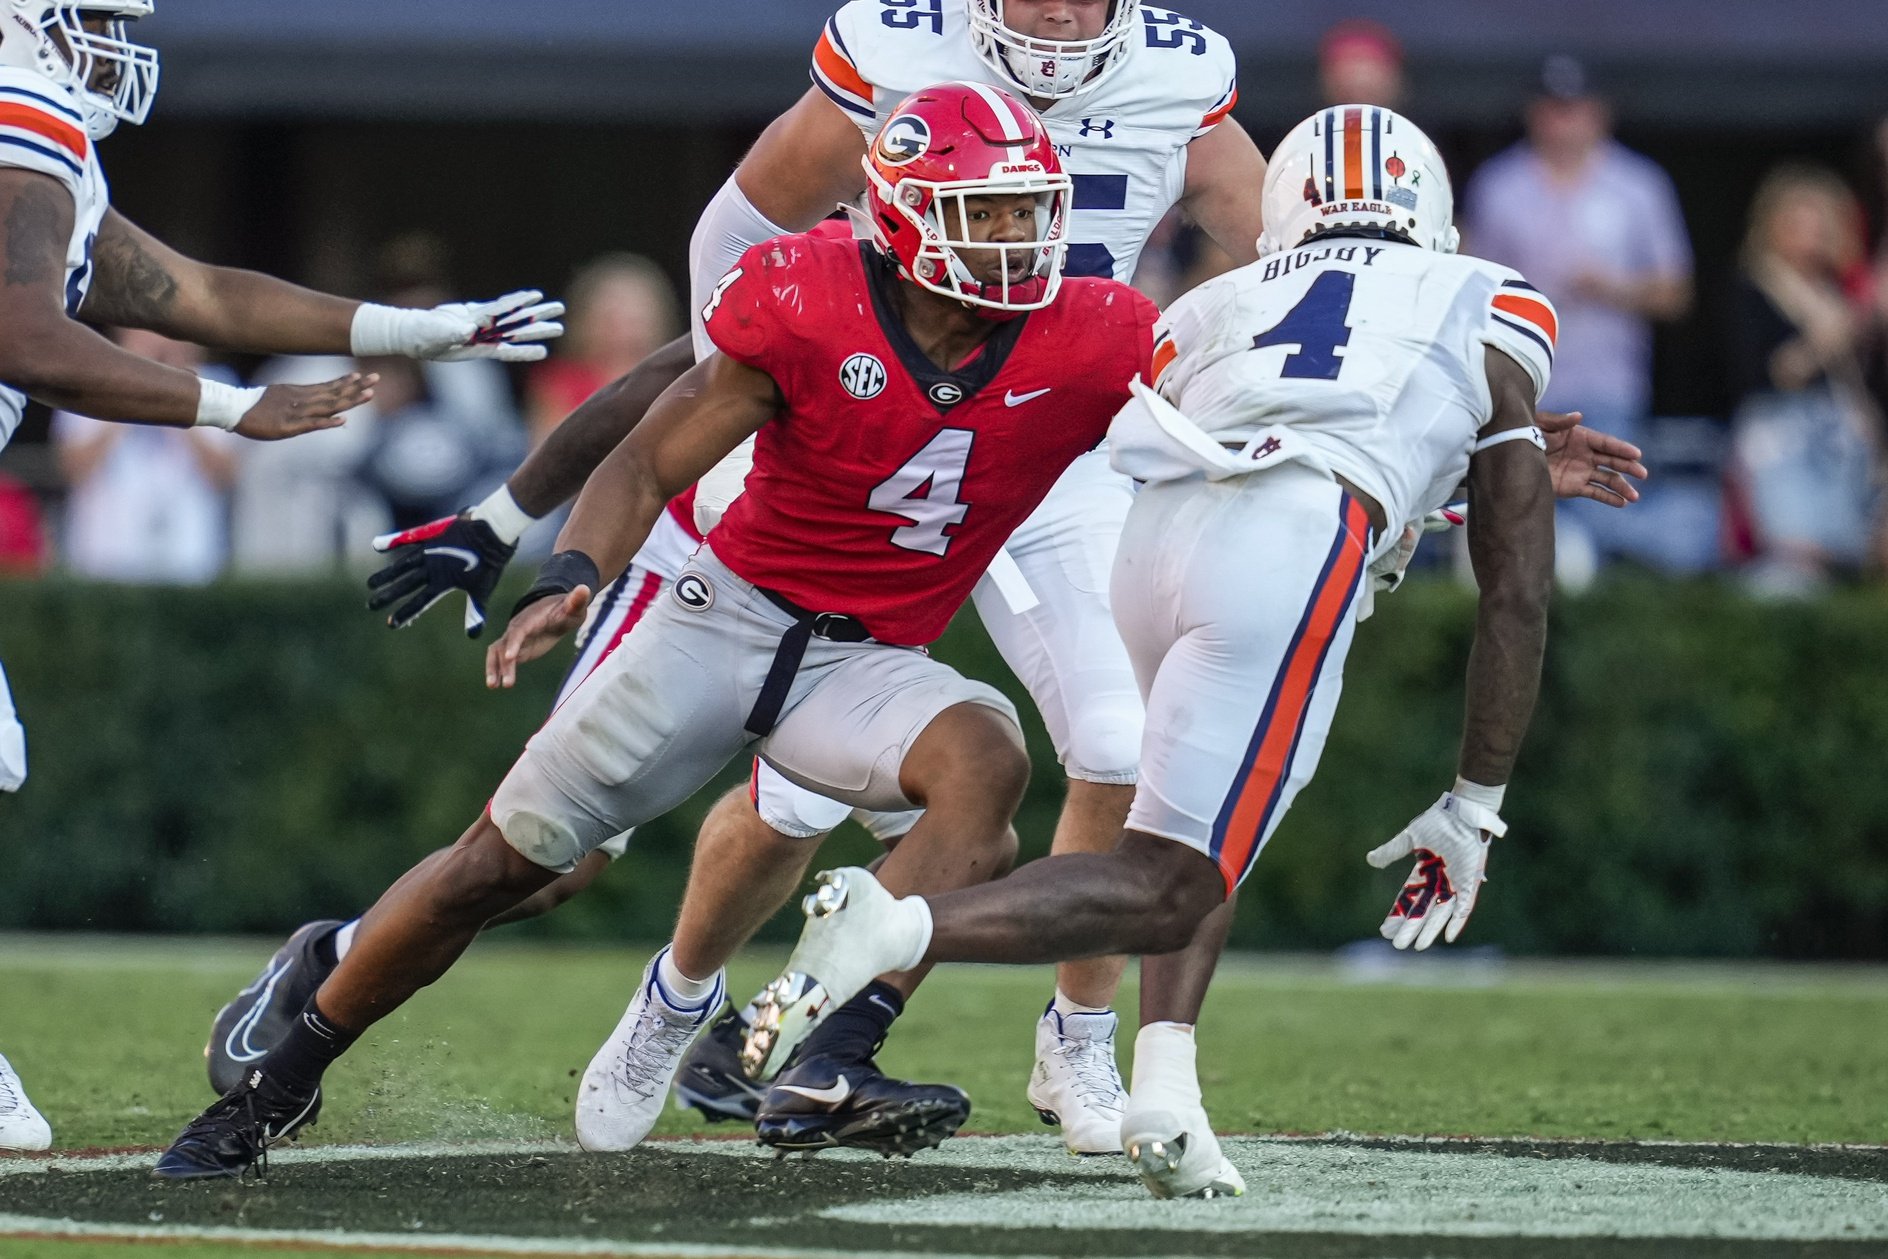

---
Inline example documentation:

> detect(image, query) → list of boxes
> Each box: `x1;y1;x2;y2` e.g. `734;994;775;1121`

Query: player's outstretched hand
1535;409;1649;508
234;372;376;440
486;586;589;690
366;513;517;637
1364;792;1507;951
367;291;568;364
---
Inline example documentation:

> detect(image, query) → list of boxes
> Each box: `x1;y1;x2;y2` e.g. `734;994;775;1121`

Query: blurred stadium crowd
2;21;1888;597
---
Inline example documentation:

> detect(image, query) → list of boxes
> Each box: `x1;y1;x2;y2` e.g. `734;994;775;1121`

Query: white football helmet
1258;105;1458;257
0;0;159;140
967;0;1139;101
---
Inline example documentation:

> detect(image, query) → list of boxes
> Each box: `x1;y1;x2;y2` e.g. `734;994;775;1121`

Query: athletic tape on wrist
194;378;267;430
470;484;537;547
349;302;406;357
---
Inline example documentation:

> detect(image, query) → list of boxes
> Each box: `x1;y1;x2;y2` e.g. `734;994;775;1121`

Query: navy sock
799;980;904;1064
311;925;342;970
259;1000;359;1095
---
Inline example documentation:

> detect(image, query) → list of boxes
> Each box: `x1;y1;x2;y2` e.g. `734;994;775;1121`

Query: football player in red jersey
154;83;1161;1180
211;0;1649;1159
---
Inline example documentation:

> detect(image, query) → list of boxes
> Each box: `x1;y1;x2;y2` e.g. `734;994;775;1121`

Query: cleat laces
1053;1033;1125;1111
608;1001;707;1105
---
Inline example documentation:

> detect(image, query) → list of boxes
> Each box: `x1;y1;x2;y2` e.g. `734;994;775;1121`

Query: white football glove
1357;502;1465;622
1364;791;1506;951
351;290;566;363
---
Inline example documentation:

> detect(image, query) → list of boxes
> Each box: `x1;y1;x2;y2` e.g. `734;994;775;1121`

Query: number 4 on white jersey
869;428;976;555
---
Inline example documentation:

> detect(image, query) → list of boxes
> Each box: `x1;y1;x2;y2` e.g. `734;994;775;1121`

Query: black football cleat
206;920;343;1095
755;1053;969;1158
152;1069;321;1181
673;1007;768;1123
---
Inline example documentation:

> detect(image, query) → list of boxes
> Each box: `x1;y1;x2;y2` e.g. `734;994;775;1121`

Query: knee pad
1062;690;1144;785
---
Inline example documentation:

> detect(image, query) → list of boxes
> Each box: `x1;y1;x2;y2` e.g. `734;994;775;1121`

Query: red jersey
704;232;1156;646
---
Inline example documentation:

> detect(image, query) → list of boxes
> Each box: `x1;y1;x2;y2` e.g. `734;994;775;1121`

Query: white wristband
194;377;266;430
349;302;406;357
468;484;538;547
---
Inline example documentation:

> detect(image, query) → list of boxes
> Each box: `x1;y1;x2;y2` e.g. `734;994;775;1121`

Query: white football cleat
575;948;725;1152
0;1052;51;1152
1026;1004;1126;1155
1122;1105;1244;1199
743;868;929;1081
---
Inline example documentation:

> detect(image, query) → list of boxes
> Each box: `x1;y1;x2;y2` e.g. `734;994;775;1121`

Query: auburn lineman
751;106;1566;1200
154;84;1164;1179
0;0;562;1150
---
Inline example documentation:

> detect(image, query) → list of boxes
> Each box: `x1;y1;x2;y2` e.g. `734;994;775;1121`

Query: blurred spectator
53;330;236;585
526;253;680;447
1464;56;1693;583
1729;164;1882;595
374;232;520;425
0;473;45;575
1318;20;1404;109
354;354;523;532
515;253;679;555
234;235;524;575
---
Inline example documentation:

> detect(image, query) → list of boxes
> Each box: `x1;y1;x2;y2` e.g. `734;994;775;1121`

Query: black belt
744;588;872;737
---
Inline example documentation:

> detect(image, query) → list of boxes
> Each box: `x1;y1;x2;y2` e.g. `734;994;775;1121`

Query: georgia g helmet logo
875;114;932;167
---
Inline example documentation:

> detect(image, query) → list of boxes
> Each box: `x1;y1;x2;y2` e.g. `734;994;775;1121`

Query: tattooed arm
0;170;371;435
0;169;209;423
81;209;359;353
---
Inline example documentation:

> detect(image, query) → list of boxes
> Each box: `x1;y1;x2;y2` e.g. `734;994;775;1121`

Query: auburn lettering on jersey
704;231;1157;646
811;1;1237;284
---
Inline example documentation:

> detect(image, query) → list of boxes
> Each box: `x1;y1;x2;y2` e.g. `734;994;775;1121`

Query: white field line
2;1135;1885;1245
0;1216;1058;1259
3;1131;1880;1178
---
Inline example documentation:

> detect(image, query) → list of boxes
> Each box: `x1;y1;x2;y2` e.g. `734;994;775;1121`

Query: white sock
655;946;718;1007
1052;988;1113;1020
333;920;359;961
1130;1021;1201;1106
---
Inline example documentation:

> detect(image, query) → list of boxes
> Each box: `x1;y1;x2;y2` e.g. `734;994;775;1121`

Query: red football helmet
862;81;1072;316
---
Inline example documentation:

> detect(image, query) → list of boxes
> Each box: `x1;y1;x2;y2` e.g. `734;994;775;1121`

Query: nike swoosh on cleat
224;957;293;1064
426;546;481;572
776;1075;851;1105
1005;388;1052;407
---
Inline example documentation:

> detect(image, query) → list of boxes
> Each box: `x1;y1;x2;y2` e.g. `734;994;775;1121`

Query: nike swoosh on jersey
775;1075;851;1105
426;546;481;572
1005;388;1053;407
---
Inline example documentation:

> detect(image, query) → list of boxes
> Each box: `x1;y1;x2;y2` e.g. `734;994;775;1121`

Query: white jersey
0;68;110;451
1115;240;1558;531
812;0;1238;284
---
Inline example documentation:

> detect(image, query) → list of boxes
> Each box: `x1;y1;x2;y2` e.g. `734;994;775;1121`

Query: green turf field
2;936;1885;1258
2;933;1884;1150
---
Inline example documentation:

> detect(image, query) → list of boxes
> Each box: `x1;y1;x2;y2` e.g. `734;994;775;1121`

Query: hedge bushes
2;575;1883;956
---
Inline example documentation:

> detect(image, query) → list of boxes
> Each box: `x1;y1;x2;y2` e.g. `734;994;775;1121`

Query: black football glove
366;513;518;637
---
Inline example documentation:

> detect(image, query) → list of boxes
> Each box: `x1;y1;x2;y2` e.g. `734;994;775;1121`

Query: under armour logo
1079;117;1116;140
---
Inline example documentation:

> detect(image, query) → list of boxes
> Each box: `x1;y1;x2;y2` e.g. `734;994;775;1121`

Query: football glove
1365;791;1506;951
367;513;518;637
1357;502;1465;622
350;290;566;364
